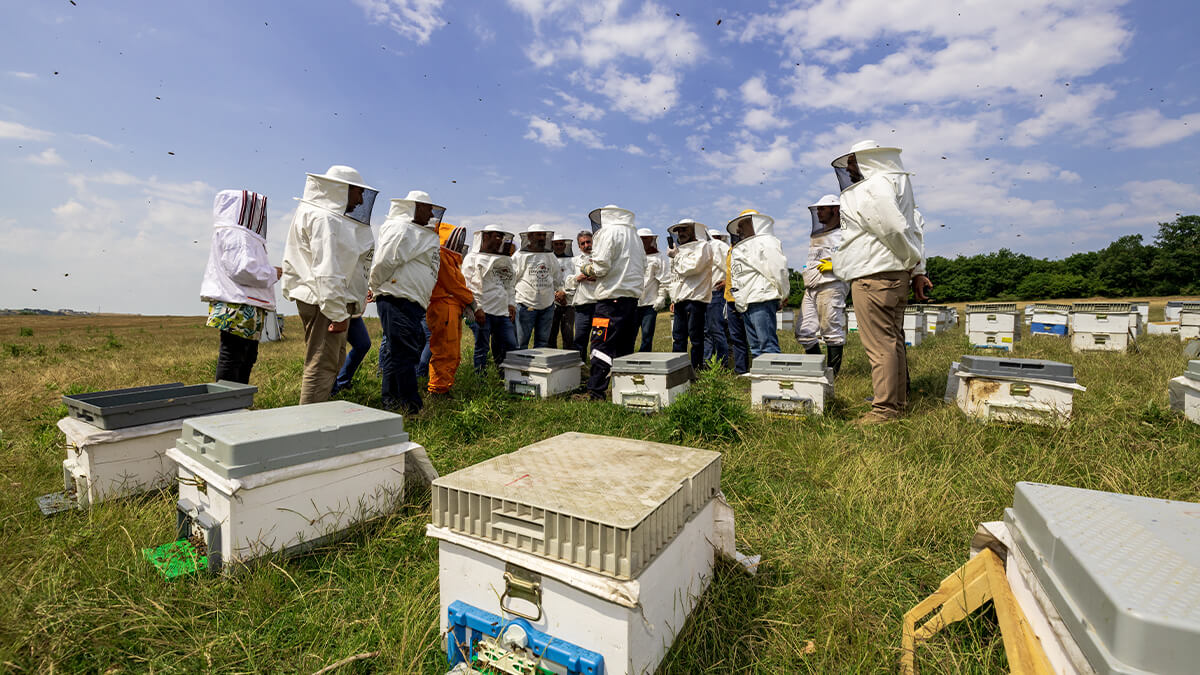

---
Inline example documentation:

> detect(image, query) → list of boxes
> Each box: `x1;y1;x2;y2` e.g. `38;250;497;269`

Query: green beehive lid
174;401;408;479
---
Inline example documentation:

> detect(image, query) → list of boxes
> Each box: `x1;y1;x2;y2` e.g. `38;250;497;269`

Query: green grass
0;311;1196;673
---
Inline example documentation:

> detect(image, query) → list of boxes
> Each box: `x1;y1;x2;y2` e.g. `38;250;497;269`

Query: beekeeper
720;237;750;375
550;234;576;350
200;189;280;385
636;228;666;352
281;165;377;404
367;190;443;414
426;222;475;396
571;230;597;362
462;224;517;372
795;195;849;376
831;140;932;424
727;209;789;357
705;232;731;365
512;224;565;349
579;205;645;401
661;219;713;372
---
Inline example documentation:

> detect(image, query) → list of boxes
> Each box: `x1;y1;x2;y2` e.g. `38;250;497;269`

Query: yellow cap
737;208;759;217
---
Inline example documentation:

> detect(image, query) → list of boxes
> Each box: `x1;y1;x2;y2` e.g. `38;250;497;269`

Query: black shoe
827;344;843;377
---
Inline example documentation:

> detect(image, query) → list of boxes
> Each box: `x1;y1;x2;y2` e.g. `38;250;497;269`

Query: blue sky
2;0;1198;315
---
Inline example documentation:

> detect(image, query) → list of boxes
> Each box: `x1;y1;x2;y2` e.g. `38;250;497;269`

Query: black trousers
216;330;259;384
671;300;707;372
573;302;596;362
550;303;575;351
586;297;639;399
377;295;426;414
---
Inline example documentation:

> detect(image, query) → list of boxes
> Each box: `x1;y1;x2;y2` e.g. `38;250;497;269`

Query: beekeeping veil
213;189;268;239
300;165;378;224
471;224;514;256
587;204;635;234
808;194;841;236
831;140;907;192
552;233;574;257
519;223;554;253
390;189;445;229
667;219;710;246
726;209;776;246
439;221;468;255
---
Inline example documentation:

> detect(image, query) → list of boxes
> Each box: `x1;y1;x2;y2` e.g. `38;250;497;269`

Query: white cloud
73;133;117;149
577;3;702;69
624;144;647;156
740;76;774;107
562;124;611;150
0;119;53;141
1011;85;1115;146
743;108;789;132
1110;108;1200;149
505;0;573;27
524;115;564;148
8;71;37;80
488;195;525;208
592;68;679;121
702;135;797;186
352;0;446;44
552;90;605;121
27;148;65;166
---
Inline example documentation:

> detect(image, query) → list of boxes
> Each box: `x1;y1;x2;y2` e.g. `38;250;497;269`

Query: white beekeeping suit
661;219;713;304
795;195;850;374
201;189;277;310
709;235;730;290
583;205;645;300
369;190;444;308
553;234;576;304
462;224;516;316
572;233;597;308
281;165;377;322
512;223;563;311
726;209;789;313
831;140;926;281
636;227;666;308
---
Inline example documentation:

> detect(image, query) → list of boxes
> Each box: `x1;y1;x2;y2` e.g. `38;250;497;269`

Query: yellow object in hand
817;258;833;273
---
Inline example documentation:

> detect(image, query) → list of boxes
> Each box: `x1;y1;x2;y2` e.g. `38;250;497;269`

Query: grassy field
0;304;1197;674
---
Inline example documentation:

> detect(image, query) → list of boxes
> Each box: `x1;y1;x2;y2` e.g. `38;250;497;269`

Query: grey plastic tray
63;381;257;430
1071;302;1132;313
501;348;582;371
1186;360;1200;381
1005;482;1200;675
611;352;692;375
965;303;1017;313
959;356;1075;383
175;401;408;479
431;432;721;580
749;353;827;377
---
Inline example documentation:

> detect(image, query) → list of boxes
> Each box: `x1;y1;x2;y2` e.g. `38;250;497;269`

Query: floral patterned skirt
206;302;266;341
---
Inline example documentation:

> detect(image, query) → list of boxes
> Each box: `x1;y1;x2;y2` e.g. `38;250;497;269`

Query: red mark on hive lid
505;474;532;487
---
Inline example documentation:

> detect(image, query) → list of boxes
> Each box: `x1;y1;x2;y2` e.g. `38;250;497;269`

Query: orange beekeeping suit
428;222;475;394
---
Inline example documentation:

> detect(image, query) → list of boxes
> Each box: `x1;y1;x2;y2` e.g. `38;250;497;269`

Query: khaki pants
297;301;348;404
851;271;909;417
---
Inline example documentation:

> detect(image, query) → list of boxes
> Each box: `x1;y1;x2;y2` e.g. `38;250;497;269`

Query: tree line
786;215;1199;305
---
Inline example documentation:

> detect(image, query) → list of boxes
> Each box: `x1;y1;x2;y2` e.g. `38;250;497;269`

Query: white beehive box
1132;301;1149;324
966;303;1019;333
775;308;794;332
1168;360;1200;424
1029;303;1070;337
903;307;925;346
1024;304;1035;325
747;353;833;415
947;356;1082;426
1071;331;1130;352
429;433;728;675
501;348;583;398
1127;310;1144;336
918;305;949;334
1148;321;1180;336
847;307;858;332
1004;482;1200;675
1070;302;1133;333
610;352;692;412
1180;303;1200;341
166;402;423;572
1164;300;1184;321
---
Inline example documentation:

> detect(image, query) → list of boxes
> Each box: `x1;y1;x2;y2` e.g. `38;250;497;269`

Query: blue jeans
726;301;750;374
572;303;596;362
672;300;707;372
743;299;781;358
704;289;728;364
332;317;371;394
472;313;518;371
417;316;432;378
377;296;426;414
517;304;555;349
638;305;657;352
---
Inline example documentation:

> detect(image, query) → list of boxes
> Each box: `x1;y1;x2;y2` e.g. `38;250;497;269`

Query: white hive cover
1006;481;1200;675
431;432;721;579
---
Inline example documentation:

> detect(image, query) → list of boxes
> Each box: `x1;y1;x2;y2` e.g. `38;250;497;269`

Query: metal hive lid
965;303;1017;313
432;432;720;529
500;348;582;370
959;355;1075;383
1031;303;1072;312
749;353;827;377
612;351;692;374
1071;302;1133;313
1005;482;1200;675
175;401;408;479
